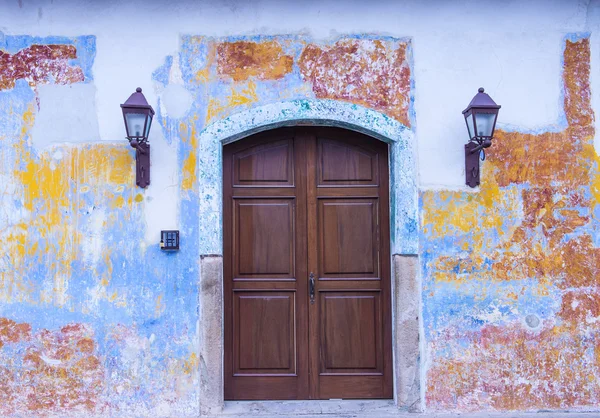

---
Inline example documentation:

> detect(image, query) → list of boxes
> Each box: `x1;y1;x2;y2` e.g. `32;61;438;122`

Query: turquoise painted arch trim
197;99;418;256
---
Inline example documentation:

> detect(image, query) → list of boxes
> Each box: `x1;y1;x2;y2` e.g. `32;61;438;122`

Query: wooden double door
223;127;392;400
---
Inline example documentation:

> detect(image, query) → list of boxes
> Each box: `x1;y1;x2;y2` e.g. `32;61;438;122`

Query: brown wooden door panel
318;199;379;279
233;137;295;187
227;376;305;400
318;137;380;186
234;291;296;375
224;127;391;400
320;292;383;374
318;375;387;399
234;199;295;279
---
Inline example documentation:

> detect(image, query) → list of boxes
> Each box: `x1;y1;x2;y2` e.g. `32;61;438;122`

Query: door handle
309;272;315;305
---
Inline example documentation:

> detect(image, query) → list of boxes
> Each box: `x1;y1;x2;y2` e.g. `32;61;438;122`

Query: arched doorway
222;126;393;400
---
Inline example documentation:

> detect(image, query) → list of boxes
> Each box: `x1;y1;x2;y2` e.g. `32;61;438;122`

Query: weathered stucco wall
0;35;200;416
422;35;600;412
1;0;600;416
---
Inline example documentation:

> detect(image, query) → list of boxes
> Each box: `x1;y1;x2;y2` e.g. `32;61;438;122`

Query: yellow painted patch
183;352;199;375
228;81;259;107
155;294;164;317
204;81;259;125
180;115;199;192
111;195;125;209
205;98;227;125
195;68;210;83
589;146;600;209
0;105;135;305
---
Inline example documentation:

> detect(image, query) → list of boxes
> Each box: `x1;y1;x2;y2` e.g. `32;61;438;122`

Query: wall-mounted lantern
121;87;155;188
463;87;501;188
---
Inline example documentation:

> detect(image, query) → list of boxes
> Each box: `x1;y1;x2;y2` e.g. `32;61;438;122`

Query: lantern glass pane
474;112;496;137
125;113;147;138
145;114;153;138
466;113;475;140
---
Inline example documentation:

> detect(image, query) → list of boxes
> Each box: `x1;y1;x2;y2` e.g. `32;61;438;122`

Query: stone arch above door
197;99;418;257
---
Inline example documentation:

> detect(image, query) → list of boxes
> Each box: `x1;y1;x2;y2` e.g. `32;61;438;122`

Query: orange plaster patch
0;320;104;415
0;44;84;91
299;39;412;127
216;40;293;82
0;317;31;346
559;235;600;288
563;39;594;129
427;323;598;411
559;290;600;326
20;323;104;413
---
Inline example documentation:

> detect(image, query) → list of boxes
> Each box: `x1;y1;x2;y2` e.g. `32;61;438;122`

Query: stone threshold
220;400;398;416
214;400;600;418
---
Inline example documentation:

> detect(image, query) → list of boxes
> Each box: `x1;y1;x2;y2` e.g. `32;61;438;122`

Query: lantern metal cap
120;87;155;115
462;87;501;114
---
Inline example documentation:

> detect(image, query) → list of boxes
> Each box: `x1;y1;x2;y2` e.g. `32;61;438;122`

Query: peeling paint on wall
299;39;412;127
422;36;600;411
216;40;293;82
172;34;415;254
3;25;598;416
0;32;414;416
0;35;199;416
0;44;84;91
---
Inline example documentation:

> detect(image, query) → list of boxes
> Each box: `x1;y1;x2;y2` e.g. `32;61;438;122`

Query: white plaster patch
473;303;518;324
524;314;541;329
168;53;184;85
153;401;172;417
54;273;69;307
31;84;101;148
41;354;62;366
0;173;30;229
161;84;193;119
82;207;106;267
143;126;180;245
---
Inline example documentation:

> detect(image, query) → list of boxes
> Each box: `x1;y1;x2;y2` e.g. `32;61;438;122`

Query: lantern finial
478;87;484;93
136;87;142;93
